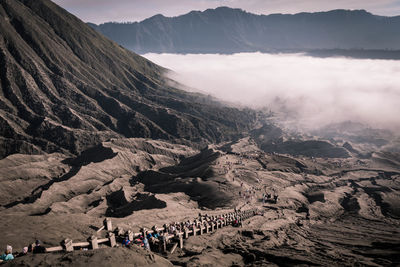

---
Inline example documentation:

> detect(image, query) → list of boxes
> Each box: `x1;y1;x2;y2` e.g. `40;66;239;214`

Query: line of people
119;214;228;253
121;231;155;251
0;240;46;263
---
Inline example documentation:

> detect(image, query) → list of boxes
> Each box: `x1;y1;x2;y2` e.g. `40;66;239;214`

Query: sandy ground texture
5;247;173;267
0;137;399;266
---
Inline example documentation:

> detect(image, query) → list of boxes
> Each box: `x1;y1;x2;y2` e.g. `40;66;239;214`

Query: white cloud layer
144;53;400;131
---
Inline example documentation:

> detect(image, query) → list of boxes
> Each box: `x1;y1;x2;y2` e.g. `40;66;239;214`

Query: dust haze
144;52;400;131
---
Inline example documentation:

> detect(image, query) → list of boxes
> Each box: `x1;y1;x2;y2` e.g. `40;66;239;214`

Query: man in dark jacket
33;240;46;254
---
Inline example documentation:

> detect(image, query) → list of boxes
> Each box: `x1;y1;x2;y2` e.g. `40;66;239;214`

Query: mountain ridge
89;7;400;54
93;8;389;25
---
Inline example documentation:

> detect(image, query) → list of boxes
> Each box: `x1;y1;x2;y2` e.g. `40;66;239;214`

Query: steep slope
0;0;256;159
90;7;400;54
0;138;197;215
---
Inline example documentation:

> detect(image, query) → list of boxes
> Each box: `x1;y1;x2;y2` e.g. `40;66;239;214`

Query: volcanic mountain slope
0;138;197;214
0;0;256;159
89;7;400;54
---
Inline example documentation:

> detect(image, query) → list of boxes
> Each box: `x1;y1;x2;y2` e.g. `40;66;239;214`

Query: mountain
0;0;257;159
89;7;400;54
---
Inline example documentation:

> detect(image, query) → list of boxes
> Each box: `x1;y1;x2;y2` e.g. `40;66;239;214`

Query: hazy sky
53;0;400;24
144;53;400;131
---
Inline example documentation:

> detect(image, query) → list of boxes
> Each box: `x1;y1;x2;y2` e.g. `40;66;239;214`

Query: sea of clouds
144;52;400;131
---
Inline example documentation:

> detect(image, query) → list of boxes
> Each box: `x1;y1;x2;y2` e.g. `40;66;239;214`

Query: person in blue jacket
0;245;14;261
122;236;131;248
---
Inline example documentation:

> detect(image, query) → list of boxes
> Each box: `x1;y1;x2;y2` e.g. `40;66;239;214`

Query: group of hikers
120;213;230;252
218;153;251;175
239;189;255;203
262;192;278;204
240;184;263;204
121;230;157;251
0;240;46;263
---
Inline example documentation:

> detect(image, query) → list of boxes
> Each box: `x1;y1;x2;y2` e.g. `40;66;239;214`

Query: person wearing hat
0;245;14;261
33;240;46;254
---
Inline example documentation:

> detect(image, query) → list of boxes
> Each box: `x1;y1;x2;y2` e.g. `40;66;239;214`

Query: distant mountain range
0;0;256;158
88;7;400;55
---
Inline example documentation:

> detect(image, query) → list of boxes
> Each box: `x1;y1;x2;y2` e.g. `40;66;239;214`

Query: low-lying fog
144;53;400;131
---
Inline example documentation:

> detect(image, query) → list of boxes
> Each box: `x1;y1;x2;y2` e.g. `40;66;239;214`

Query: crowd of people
121;229;162;252
262;192;278;204
215;152;280;207
0;240;46;263
119;213;229;253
